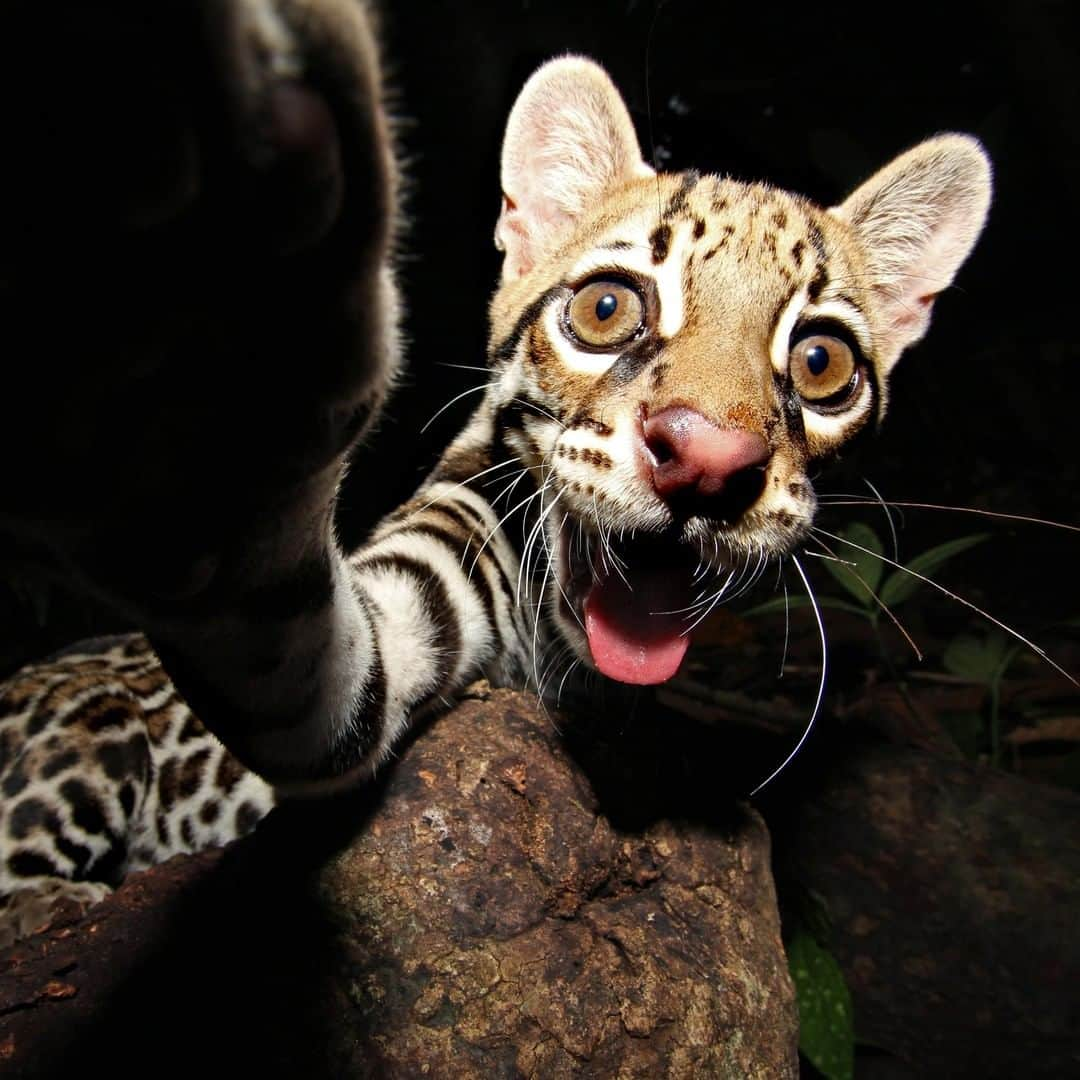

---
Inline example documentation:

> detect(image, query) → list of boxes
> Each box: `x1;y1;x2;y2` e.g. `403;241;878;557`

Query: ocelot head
486;57;991;686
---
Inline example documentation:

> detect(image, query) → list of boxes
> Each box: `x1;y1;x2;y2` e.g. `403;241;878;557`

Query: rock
0;688;797;1078
771;739;1080;1078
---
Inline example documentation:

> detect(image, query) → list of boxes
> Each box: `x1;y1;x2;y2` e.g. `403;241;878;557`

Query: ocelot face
491;175;880;684
487;58;990;685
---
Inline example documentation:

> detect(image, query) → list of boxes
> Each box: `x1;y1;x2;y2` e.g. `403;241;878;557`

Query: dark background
2;0;1077;677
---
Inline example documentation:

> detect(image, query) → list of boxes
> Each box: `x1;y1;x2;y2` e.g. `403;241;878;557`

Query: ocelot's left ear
495;56;654;281
830;134;992;370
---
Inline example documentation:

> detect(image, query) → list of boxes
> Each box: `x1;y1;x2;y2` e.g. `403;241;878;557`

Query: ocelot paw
2;0;399;588
0;880;113;950
4;0;392;254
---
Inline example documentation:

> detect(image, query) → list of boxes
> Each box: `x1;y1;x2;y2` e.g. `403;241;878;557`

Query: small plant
941;630;1020;765
747;524;987;630
746;523;1004;754
787;927;855;1080
816;524;988;631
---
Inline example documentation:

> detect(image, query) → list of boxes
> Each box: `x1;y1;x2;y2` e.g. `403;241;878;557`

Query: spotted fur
0;636;272;946
0;53;991;941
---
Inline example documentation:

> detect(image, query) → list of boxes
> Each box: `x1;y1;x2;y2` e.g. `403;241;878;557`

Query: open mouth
560;531;711;686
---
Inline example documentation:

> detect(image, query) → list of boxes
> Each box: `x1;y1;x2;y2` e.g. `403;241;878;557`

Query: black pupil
595;293;618;321
806;344;830;376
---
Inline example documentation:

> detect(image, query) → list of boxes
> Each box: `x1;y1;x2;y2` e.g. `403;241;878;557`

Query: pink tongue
583;567;693;685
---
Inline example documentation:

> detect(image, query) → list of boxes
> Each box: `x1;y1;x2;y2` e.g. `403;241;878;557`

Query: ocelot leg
0;635;278;944
0;1;402;783
0;651;152;943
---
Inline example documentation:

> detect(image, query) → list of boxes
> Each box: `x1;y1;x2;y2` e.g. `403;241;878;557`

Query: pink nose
642;406;770;514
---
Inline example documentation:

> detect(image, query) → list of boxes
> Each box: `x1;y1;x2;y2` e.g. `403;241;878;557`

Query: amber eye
566;280;644;349
790;333;859;405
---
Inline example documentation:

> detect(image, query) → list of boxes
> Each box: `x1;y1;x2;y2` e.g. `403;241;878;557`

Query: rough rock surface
769;738;1080;1079
0;687;797;1078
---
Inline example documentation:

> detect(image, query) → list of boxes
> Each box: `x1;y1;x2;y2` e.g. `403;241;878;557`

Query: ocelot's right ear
495;56;653;281
829;134;992;371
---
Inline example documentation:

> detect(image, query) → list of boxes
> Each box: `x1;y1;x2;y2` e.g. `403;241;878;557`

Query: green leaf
943;632;1016;685
819;522;884;607
787;930;855;1080
878;534;989;608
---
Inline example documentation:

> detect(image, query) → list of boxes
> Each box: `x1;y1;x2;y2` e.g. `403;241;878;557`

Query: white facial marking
652;240;687;338
800;379;874;442
770;287;810;375
555;219;691;376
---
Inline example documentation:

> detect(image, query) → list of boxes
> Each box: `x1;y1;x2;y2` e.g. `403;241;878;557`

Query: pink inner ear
496;59;654;282
878;283;936;343
495;196;532;278
496;183;579;280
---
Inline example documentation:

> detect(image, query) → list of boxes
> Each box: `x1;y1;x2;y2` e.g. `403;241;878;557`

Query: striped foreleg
149;462;528;793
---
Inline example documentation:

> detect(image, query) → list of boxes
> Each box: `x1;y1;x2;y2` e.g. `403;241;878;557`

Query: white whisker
814;526;1078;687
556;657;582;706
513;398;566;429
416;457;519;515
816;498;1080;534
750;554;827;797
805;534;924;661
468;480;547;580
778;574;790;678
862;478;899;562
516;480;563;604
420;382;492;433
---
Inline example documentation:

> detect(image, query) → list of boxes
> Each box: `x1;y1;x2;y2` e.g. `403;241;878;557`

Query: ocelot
0;20;990;944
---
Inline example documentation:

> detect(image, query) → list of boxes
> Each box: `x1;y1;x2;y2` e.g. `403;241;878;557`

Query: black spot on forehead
808;262;829;302
663;170;701;218
649;224;672;264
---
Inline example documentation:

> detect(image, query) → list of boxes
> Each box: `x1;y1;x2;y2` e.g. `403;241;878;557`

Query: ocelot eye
790;332;860;407
566;280;644;349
